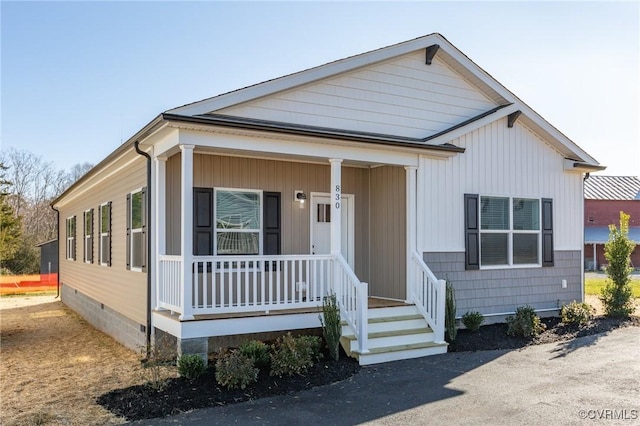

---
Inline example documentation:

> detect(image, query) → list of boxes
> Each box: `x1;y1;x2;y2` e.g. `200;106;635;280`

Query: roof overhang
51;114;167;207
161;112;466;157
564;159;607;173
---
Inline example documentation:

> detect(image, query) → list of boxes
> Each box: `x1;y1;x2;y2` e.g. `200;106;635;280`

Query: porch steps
340;305;447;366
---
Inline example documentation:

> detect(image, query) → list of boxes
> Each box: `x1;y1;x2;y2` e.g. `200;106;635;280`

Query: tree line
0;148;93;274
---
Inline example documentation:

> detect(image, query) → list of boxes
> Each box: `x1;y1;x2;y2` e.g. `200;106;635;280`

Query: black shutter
107;202;112;267
90;208;94;264
464;194;480;270
73;216;77;261
542;198;554;267
193;188;213;255
141;188;147;272
263;192;281;255
126;194;131;270
83;213;87;262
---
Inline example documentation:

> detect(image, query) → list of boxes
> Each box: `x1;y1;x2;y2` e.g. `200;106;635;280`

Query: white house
52;33;604;365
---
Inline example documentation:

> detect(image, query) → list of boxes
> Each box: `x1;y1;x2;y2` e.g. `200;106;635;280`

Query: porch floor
156;297;409;322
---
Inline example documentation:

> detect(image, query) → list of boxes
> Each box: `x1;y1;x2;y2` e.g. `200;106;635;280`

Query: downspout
581;172;591;301
134;141;152;358
50;205;60;298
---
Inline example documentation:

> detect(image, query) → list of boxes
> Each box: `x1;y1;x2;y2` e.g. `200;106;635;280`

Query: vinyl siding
420;117;584;253
217;52;497;139
57;153;148;325
165;153;372;283
370;166;406;299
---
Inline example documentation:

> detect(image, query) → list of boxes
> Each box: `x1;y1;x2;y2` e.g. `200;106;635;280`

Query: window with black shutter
464;194;552;269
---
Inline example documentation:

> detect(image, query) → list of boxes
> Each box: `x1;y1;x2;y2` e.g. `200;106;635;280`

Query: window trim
83;209;93;264
213;187;263;257
66;216;76;261
478;195;542;269
127;188;146;272
99;202;111;266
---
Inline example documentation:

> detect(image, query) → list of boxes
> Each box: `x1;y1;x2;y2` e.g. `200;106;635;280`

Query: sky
1;1;639;176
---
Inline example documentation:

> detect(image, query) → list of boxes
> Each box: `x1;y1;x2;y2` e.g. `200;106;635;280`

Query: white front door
310;193;354;268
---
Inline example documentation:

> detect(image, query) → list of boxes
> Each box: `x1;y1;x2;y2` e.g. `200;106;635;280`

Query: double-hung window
66;216;76;261
83;209;93;263
215;189;261;255
480;197;540;267
99;202;111;266
127;189;146;271
465;194;553;270
193;188;281;258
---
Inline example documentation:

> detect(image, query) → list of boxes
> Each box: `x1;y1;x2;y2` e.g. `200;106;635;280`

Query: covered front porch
148;127;447;363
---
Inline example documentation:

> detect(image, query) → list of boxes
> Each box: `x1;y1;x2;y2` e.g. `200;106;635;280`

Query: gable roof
167;33;601;168
584;176;640;200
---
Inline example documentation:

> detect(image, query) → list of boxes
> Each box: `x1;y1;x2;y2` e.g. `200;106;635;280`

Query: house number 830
334;185;341;209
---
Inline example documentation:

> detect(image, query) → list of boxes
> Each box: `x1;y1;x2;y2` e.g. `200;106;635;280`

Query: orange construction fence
0;273;58;295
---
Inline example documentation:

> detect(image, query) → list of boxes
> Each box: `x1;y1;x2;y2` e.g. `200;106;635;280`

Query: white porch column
593;243;597;271
154;156;167;311
405;166;417;303
329;159;342;256
180;145;195;320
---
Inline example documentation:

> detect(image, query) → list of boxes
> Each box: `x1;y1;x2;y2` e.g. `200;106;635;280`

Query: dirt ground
0;295;144;425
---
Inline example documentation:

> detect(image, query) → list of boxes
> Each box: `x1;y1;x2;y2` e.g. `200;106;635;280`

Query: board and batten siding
419;117;584;253
165;153;372;283
217;51;498;139
57;154;148;325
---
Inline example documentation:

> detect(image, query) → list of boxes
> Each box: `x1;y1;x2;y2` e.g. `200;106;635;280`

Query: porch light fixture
294;190;307;207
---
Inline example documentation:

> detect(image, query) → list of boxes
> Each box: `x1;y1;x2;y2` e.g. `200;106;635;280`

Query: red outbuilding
584;176;640;270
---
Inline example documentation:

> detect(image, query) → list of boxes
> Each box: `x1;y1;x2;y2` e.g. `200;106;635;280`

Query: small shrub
506;305;546;338
445;281;457;341
270;333;322;377
177;354;206;380
461;311;484;332
319;293;341;361
139;334;176;391
600;211;636;317
238;340;271;369
561;301;594;326
215;350;258;390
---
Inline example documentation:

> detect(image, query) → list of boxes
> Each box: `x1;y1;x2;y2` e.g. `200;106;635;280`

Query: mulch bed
98;316;639;422
449;315;640;352
97;347;360;422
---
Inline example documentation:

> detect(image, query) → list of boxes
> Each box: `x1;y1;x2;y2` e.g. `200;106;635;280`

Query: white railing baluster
159;255;345;316
409;251;446;344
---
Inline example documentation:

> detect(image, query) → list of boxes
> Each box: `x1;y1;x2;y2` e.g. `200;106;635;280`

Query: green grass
585;276;640;297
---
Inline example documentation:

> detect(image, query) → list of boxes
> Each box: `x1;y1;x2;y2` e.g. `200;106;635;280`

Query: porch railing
409;251;446;343
158;255;183;312
159;254;334;315
333;254;368;354
157;254;369;352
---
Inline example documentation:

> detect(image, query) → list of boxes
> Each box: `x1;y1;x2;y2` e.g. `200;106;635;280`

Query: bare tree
0;148;93;272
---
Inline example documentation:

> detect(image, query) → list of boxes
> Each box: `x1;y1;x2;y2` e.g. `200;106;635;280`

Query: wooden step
342;326;435;353
339;304;446;365
352;341;448;366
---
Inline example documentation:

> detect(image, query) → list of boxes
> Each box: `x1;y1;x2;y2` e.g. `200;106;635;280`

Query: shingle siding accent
423;251;582;316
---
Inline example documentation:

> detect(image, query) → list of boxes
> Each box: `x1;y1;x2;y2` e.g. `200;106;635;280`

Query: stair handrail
333;254;369;354
410;251;446;343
